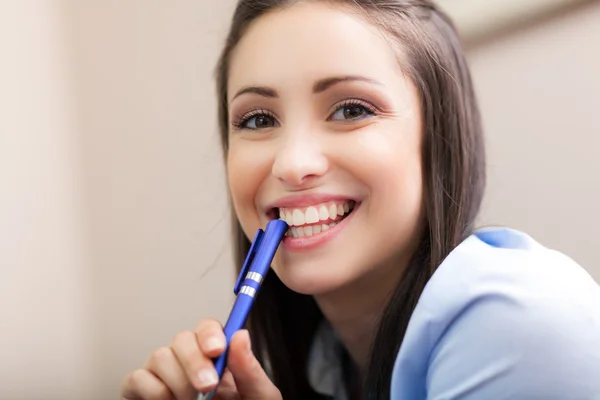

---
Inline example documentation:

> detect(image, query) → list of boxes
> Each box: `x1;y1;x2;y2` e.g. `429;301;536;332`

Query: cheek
383;144;422;208
227;143;271;236
381;140;423;220
349;126;422;199
356;139;423;273
347;125;424;236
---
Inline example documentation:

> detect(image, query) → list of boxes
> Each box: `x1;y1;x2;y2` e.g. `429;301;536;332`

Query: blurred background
1;0;599;398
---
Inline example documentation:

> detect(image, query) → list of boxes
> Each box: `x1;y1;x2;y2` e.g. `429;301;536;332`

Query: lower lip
281;203;360;251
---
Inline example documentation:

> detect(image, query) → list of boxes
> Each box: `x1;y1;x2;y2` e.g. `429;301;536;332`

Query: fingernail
197;368;218;388
204;337;222;352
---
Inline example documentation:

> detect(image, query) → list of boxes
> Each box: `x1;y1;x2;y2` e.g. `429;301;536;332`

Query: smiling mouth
268;200;357;238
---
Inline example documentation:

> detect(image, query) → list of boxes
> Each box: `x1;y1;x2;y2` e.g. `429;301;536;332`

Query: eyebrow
231;86;278;101
313;75;383;93
231;75;383;102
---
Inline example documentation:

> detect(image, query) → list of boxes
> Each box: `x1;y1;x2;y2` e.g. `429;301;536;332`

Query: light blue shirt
308;228;600;399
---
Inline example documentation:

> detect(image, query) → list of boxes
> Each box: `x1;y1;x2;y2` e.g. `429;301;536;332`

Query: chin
276;274;340;296
270;256;353;296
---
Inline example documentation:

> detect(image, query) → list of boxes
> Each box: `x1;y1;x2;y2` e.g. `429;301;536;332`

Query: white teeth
319;205;329;221
328;204;338;220
286;221;343;237
305;207;319;224
278;200;356;236
292;209;305;226
279;201;355;226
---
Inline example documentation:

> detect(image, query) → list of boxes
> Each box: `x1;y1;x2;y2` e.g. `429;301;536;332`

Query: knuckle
127;369;143;390
172;330;194;346
156;385;174;400
149;346;172;366
194;318;221;335
247;355;264;377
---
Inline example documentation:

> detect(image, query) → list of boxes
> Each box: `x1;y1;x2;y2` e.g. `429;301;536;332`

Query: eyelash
332;99;378;121
231;99;379;131
231;109;276;131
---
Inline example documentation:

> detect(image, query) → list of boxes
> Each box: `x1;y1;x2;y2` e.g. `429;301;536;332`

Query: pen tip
198;390;215;400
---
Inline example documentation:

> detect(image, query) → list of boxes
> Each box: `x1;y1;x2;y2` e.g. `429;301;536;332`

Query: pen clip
233;228;264;295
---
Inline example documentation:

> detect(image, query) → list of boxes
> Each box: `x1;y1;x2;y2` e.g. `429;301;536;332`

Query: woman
121;1;600;399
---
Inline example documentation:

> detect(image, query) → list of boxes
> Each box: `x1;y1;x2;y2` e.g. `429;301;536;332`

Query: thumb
227;330;281;400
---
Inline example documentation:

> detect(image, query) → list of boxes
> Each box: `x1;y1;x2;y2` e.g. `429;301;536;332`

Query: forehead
227;2;406;100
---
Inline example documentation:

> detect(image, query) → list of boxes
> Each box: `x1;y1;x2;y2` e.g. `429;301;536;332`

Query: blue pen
199;219;288;400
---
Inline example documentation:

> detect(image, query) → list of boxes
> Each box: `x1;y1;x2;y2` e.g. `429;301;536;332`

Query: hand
121;319;282;400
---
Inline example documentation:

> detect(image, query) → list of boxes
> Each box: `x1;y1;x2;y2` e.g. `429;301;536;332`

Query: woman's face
226;2;424;295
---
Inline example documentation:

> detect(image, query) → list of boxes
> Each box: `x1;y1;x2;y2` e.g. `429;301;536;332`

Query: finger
194;319;227;358
145;346;194;400
121;368;174;400
212;370;239;400
227;330;281;400
171;330;219;394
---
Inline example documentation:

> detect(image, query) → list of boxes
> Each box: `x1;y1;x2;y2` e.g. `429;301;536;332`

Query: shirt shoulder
391;227;600;399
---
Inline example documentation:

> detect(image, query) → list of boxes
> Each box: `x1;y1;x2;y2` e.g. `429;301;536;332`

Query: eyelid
231;108;279;130
230;97;382;129
327;98;380;120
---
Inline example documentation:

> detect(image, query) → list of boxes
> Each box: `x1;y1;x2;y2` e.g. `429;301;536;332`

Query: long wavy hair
214;1;486;398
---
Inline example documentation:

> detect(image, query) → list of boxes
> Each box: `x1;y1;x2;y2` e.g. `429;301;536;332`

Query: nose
271;130;329;188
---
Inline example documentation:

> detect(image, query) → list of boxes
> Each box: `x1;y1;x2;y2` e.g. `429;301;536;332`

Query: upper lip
264;193;358;213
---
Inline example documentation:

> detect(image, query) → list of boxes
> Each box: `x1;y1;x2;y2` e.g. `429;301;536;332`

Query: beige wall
1;1;598;399
64;1;240;397
0;2;95;399
470;4;600;271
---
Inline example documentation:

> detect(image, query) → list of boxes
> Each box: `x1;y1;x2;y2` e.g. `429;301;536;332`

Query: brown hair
214;1;486;398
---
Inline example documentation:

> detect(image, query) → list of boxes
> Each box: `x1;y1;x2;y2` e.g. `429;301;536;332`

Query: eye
245;114;277;129
232;110;279;131
329;100;377;122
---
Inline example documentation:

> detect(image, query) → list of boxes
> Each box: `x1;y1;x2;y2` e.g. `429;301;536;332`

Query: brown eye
253;115;276;128
330;101;376;122
235;112;279;130
343;106;366;119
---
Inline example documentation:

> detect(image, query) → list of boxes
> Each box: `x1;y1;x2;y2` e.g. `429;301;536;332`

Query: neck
314;257;408;373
